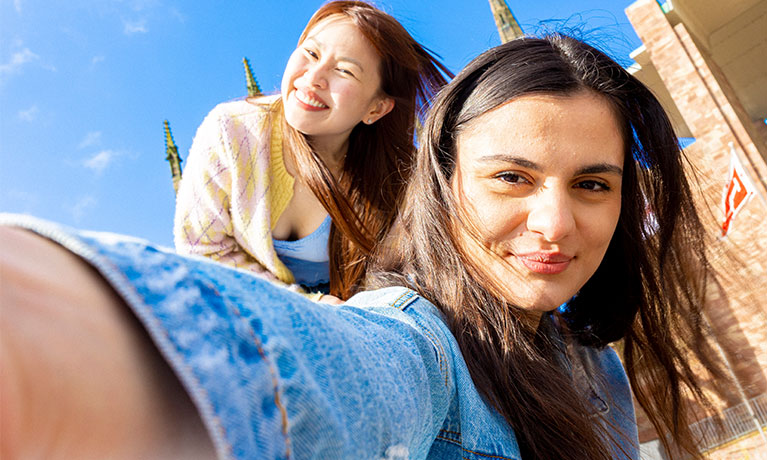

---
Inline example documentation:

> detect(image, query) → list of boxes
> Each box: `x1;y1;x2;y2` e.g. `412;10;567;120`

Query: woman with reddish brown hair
174;1;451;301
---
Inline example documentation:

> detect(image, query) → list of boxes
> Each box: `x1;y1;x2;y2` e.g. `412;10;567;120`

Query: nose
303;61;328;89
526;189;576;242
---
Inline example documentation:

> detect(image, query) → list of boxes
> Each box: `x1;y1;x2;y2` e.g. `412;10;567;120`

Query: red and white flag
721;143;756;237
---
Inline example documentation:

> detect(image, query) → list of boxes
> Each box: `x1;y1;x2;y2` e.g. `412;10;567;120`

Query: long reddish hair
275;1;451;298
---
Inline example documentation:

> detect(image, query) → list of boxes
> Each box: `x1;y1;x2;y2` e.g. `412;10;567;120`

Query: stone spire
164;120;183;194
488;0;524;43
243;57;262;97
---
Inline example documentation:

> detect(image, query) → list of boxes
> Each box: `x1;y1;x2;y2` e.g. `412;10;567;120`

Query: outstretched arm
1;220;452;459
0;227;217;460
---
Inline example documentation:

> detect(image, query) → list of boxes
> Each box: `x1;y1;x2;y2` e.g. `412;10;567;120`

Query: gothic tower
164;120;183;195
243;57;262;97
488;0;524;43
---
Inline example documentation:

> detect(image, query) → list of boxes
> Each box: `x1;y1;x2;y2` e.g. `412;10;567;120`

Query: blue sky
1;0;642;247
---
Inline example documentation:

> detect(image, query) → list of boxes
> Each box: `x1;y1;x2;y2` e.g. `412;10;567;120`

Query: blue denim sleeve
0;214;453;460
240;287;455;460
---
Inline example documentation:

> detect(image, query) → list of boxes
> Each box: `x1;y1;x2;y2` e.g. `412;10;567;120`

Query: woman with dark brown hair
365;34;724;459
0;35;722;459
174;1;450;300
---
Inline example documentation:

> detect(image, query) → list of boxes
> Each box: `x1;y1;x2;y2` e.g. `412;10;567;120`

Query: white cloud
91;55;105;66
68;195;97;222
78;131;102;149
14;0;21;13
0;47;39;75
18;105;39;122
83;149;119;174
123;19;148;34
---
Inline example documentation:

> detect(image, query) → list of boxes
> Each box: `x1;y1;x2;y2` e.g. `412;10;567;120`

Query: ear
364;96;395;125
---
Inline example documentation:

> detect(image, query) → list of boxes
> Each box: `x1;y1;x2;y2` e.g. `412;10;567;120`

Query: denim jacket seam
439;423;521;460
383;290;450;388
435;433;461;446
410;315;450;388
227;293;293;459
460;447;519;460
156;288;235;458
437;428;461;443
129;276;236;460
390;289;419;310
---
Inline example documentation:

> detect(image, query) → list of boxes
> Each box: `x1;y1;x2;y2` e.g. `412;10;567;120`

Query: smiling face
281;16;394;150
451;91;624;315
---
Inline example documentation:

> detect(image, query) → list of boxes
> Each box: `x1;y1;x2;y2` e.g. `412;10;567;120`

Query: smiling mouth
516;254;572;275
295;89;328;109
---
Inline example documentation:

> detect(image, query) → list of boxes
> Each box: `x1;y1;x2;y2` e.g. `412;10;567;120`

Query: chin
498;277;570;309
528;302;565;313
508;290;571;313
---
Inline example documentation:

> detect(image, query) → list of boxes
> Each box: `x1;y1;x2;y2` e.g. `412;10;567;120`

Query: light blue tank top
272;215;331;289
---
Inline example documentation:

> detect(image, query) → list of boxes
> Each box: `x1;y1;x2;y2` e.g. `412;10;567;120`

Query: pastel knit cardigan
174;96;302;290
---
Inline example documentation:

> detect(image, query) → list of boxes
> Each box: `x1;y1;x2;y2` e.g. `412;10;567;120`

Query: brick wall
625;0;767;449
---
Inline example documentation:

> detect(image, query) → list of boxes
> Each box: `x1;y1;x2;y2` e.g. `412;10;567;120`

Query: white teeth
295;89;327;108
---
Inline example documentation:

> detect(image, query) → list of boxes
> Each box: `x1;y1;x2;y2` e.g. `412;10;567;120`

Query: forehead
304;15;364;46
456;91;625;168
303;16;381;63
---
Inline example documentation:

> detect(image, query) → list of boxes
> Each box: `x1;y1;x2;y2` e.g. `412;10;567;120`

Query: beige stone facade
624;0;767;457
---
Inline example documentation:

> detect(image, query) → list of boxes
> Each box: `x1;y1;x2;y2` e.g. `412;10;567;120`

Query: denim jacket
346;289;639;460
1;214;638;459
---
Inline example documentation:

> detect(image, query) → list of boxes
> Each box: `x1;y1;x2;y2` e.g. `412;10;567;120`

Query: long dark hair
367;35;723;459
265;1;452;298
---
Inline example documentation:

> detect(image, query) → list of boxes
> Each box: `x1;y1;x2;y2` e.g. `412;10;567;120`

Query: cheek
331;82;367;109
281;54;303;87
462;195;522;246
585;206;621;255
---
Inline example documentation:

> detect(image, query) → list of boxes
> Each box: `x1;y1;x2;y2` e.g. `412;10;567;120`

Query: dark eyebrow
476;154;623;176
477;155;541;170
304;37;364;72
575;164;623;176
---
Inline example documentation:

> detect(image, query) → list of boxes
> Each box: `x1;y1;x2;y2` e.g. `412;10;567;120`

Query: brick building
623;0;767;458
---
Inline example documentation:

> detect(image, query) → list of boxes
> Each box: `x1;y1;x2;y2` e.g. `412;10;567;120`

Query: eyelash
495;173;611;192
303;48;355;77
496;172;530;185
575;180;611;192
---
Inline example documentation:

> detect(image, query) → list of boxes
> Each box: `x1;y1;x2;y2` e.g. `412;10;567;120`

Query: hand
318;294;344;305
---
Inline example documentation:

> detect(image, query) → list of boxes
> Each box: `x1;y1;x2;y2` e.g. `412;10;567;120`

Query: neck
307;134;349;176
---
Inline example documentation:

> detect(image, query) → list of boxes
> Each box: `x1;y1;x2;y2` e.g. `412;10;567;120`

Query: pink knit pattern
174;96;297;286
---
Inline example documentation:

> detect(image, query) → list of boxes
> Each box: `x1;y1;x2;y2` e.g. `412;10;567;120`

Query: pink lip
515;252;573;275
294;89;329;112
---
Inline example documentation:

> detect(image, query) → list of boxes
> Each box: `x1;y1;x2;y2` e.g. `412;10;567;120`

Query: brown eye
497;172;529;185
575;180;610;192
